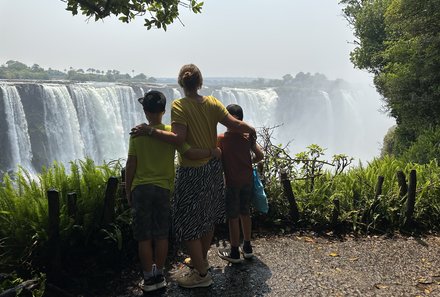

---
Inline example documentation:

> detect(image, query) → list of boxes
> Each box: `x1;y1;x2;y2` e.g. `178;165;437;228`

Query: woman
131;64;256;288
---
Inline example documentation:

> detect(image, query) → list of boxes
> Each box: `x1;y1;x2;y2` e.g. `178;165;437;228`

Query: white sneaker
176;268;213;288
184;257;210;271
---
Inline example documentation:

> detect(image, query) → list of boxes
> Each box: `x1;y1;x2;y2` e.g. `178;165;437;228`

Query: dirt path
101;234;440;297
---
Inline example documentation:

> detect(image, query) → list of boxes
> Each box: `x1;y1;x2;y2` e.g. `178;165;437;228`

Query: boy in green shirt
125;90;218;292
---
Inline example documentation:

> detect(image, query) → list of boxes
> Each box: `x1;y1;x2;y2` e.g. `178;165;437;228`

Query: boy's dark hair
138;90;166;113
226;104;244;121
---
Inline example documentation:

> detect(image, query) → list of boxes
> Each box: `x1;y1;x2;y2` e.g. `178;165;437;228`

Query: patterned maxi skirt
173;158;226;242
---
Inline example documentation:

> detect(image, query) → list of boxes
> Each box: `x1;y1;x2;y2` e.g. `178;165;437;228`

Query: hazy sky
0;0;372;83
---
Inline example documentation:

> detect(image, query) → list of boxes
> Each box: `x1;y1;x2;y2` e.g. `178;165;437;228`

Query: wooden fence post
67;192;77;221
120;167;127;203
404;169;417;228
331;198;340;230
47;189;61;280
371;175;385;213
280;171;299;223
375;176;385;199
353;190;360;208
396;170;408;199
102;177;119;225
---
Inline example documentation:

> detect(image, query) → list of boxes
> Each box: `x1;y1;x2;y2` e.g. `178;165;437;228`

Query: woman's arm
220;114;256;136
184;147;222;160
130;122;187;146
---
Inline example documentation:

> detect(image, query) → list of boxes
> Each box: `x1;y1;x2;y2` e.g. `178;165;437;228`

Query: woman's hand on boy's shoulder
130;123;153;137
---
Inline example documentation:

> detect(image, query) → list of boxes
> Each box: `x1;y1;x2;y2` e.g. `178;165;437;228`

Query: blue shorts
131;184;171;241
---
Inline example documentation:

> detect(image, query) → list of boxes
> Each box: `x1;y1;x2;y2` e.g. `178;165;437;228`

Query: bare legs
228;218;240;247
240;214;252;242
227;214;252;248
139;240;153;272
139;239;168;273
201;229;215;260
184;228;214;274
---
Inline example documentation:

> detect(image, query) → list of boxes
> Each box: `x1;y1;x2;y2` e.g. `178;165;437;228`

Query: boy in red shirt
217;104;264;263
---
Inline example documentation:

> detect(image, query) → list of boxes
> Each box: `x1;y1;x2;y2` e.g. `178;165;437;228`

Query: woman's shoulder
172;98;185;108
204;95;218;102
204;95;225;108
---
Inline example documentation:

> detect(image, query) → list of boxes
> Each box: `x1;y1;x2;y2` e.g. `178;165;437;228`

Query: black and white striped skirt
173;158;225;241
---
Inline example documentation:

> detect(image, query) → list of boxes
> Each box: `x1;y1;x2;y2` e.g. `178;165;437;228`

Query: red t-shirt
217;132;253;187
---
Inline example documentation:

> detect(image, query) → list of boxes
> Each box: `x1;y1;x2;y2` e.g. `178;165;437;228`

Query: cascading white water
69;84;144;163
0;81;394;173
172;88;182;100
0;85;34;171
212;88;278;134
42;84;85;166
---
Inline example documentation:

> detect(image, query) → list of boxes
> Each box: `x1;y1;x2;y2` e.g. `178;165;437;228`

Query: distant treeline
1;60;345;89
0;60;156;82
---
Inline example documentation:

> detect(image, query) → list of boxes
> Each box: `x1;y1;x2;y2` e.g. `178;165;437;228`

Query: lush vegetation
1;136;439;295
0;159;132;295
255;127;440;233
340;0;440;163
64;0;204;30
0;60;155;82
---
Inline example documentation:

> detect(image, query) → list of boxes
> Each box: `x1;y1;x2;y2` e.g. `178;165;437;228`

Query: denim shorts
225;184;252;219
131;184;171;241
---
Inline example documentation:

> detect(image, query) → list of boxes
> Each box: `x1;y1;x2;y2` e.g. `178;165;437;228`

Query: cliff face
16;84;49;170
0;87;11;171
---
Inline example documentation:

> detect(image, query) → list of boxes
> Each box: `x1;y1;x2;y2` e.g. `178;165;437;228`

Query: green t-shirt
171;95;229;167
128;124;189;191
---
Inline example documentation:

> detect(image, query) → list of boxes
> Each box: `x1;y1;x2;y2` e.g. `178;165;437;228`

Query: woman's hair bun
183;71;192;79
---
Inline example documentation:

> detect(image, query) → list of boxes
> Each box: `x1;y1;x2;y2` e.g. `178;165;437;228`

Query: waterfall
320;91;335;149
69;84;144;163
0;81;394;173
41;84;85;165
0;85;34;171
172;88;182;100
212;88;278;133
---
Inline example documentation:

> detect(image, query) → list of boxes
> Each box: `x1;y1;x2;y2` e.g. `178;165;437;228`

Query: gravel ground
99;234;440;297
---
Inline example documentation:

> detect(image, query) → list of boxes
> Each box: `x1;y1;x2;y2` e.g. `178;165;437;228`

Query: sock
231;246;240;258
155;267;164;276
143;270;154;279
243;240;251;249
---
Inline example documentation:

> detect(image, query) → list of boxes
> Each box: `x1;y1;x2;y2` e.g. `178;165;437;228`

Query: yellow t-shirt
171;95;229;167
128;124;189;191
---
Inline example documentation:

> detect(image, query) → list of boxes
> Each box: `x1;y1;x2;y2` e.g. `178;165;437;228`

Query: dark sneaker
140;275;166;292
241;245;253;259
217;248;242;264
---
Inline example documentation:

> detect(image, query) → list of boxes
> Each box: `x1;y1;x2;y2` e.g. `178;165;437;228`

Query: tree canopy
340;0;440;161
0;60;151;82
63;0;204;30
